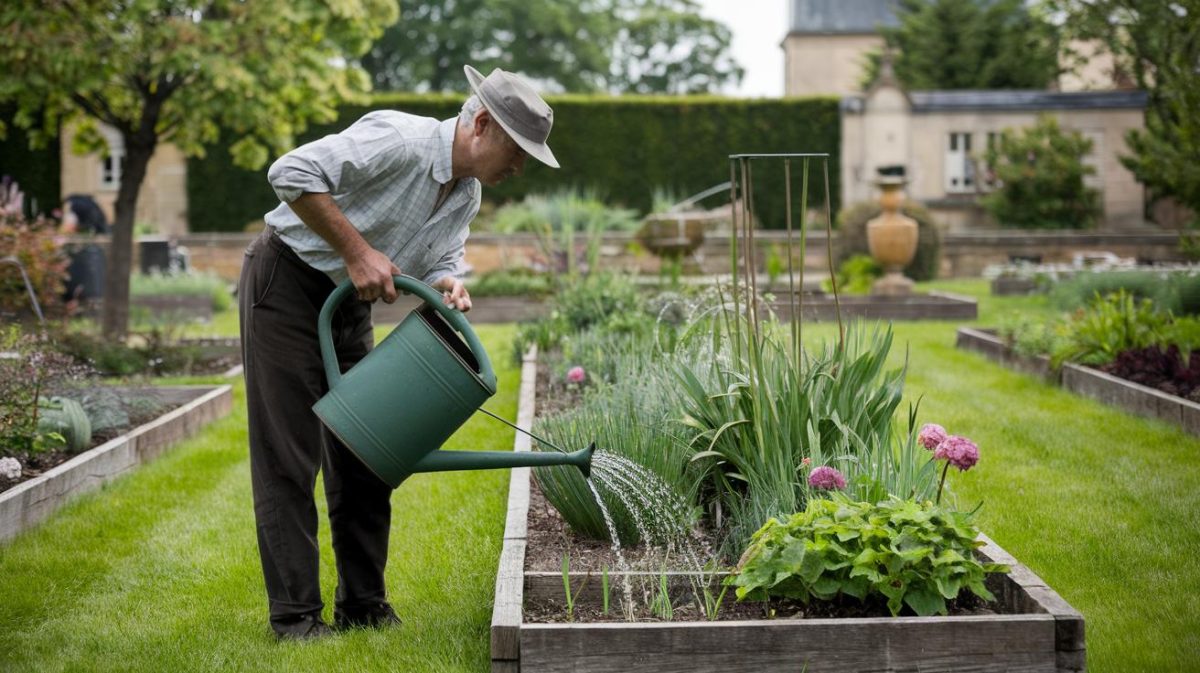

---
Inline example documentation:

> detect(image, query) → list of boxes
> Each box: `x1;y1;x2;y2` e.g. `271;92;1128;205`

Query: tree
1047;0;1200;220
0;0;398;337
982;115;1099;229
863;0;1059;90
360;0;743;94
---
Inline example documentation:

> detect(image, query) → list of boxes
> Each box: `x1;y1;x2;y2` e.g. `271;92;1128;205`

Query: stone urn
866;177;918;296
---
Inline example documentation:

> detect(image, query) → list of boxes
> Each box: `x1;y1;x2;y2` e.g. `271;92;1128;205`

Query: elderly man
240;65;558;640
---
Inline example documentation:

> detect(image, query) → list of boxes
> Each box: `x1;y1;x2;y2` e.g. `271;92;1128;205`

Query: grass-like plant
130;270;232;312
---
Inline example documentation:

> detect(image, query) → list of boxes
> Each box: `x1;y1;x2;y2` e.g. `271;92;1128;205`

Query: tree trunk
100;138;156;338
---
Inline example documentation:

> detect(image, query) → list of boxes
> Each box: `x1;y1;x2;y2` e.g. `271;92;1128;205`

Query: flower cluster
0;456;21;480
807;465;847;491
565;366;586;384
918;423;980;472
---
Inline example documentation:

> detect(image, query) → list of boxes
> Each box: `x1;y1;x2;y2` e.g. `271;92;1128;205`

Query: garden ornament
314;275;593;488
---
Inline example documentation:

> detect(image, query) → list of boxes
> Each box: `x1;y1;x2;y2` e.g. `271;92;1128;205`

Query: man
240;65;558;640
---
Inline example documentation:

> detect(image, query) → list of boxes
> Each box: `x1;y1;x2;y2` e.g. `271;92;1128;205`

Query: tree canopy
0;0;398;335
863;0;1059;90
1048;0;1200;219
360;0;743;94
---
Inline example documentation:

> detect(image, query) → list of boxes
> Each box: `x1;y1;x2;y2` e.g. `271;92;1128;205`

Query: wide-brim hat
464;65;559;169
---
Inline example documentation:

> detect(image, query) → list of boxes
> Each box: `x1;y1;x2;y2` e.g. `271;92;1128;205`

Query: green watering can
313;275;593;489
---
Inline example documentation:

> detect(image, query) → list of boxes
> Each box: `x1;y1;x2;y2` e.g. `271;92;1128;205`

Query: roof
910;90;1148;112
789;0;899;35
842;89;1148;113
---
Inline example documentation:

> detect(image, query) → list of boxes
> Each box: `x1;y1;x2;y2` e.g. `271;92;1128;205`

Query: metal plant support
0;255;45;324
727;153;842;354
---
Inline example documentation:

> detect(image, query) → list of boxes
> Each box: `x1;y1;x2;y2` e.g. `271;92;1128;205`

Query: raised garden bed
490;349;1084;673
373;294;548;325
774;291;978;322
956;327;1200;437
0;384;233;543
955;328;1057;382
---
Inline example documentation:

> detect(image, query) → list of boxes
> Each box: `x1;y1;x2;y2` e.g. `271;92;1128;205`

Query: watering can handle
318;275;496;390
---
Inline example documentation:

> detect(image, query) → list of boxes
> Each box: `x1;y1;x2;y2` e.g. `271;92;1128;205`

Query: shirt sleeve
421;239;466;286
266;112;413;204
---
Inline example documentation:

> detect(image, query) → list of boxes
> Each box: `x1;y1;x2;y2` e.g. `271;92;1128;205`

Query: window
99;126;125;191
981;132;1000;191
944;132;976;194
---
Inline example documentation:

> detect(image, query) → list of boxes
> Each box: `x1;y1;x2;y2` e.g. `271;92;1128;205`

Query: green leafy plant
823;254;881;295
730;495;1008;617
467;269;553;298
1052;290;1169;367
983;114;1100;229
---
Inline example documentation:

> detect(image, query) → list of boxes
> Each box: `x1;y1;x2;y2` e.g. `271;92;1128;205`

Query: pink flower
934;435;980;472
918;423;947;450
566;366;586;384
808;466;847;491
801;457;812;467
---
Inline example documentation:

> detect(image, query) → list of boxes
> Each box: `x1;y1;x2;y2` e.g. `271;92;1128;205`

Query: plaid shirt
264;111;480;286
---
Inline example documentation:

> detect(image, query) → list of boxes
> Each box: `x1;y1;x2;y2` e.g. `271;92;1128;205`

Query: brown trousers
239;228;392;632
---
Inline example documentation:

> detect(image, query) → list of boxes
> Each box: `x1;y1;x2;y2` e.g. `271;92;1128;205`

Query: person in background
240;64;559;640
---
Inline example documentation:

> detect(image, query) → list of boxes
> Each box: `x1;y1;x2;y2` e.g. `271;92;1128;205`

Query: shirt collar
432;118;456;184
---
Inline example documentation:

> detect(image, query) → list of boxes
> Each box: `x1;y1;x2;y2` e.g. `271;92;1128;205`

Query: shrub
982;114;1100;229
490;189;640;275
130;271;233;312
836;200;941;281
730;495;1008;616
1051;291;1170;368
0;208;68;318
823;254;881;295
1049;270;1174;313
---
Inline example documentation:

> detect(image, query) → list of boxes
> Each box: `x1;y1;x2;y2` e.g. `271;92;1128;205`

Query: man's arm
286;193;401;303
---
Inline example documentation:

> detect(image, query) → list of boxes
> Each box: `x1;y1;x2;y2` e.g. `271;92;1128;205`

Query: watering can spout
410;442;595;478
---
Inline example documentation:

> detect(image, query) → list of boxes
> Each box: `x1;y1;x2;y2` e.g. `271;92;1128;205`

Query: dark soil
525;360;1006;623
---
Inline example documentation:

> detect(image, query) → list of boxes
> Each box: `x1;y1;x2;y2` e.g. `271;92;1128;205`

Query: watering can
313;275;594;489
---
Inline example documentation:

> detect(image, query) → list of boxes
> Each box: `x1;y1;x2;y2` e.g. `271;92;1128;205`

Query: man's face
478;118;528;186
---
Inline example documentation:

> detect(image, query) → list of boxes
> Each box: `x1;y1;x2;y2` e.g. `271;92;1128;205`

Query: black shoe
273;613;334;641
334;601;402;630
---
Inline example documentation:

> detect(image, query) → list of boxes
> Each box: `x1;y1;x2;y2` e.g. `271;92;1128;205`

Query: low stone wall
67;229;1188;285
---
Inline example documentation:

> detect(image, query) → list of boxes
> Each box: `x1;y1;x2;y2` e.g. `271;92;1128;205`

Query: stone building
840;72;1148;230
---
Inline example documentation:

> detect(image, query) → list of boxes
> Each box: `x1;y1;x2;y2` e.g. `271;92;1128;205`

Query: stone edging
0;385;234;544
491;347;1085;673
957;327;1200;436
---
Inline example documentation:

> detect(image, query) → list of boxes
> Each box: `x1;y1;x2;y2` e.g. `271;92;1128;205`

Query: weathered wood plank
492;538;527;661
1063;363;1200;437
521;616;1058;673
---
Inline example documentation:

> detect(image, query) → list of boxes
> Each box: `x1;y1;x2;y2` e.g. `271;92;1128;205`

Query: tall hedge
0;105;60;216
187;94;840;232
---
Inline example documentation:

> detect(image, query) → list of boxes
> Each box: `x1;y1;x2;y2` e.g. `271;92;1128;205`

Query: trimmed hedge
186;94;840;232
0;105;61;217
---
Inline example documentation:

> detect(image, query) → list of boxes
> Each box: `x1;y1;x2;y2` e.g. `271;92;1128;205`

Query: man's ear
473;110;493;138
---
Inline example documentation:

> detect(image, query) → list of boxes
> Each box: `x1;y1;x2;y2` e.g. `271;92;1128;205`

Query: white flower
0;456;21;480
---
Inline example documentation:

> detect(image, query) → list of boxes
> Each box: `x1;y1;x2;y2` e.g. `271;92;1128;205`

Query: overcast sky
696;0;788;98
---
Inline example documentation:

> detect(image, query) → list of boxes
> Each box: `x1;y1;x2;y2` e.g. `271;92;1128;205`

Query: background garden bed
0;384;233;543
491;349;1084;673
956;327;1200;436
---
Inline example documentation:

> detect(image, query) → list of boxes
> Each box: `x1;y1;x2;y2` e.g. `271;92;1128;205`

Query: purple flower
934;435;980;472
808;466;847;491
918;423;947;450
566;366;586;384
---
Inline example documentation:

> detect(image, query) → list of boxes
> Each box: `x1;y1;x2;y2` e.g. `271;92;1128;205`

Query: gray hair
459;95;484;128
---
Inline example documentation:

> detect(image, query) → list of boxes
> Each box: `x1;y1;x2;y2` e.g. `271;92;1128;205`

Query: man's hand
432;276;472;312
346;246;402;303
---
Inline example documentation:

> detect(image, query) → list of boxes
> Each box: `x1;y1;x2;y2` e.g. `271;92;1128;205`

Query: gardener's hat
464;65;559;169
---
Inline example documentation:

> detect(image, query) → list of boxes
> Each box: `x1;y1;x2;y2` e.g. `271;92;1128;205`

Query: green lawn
2;282;1197;672
0;324;518;673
